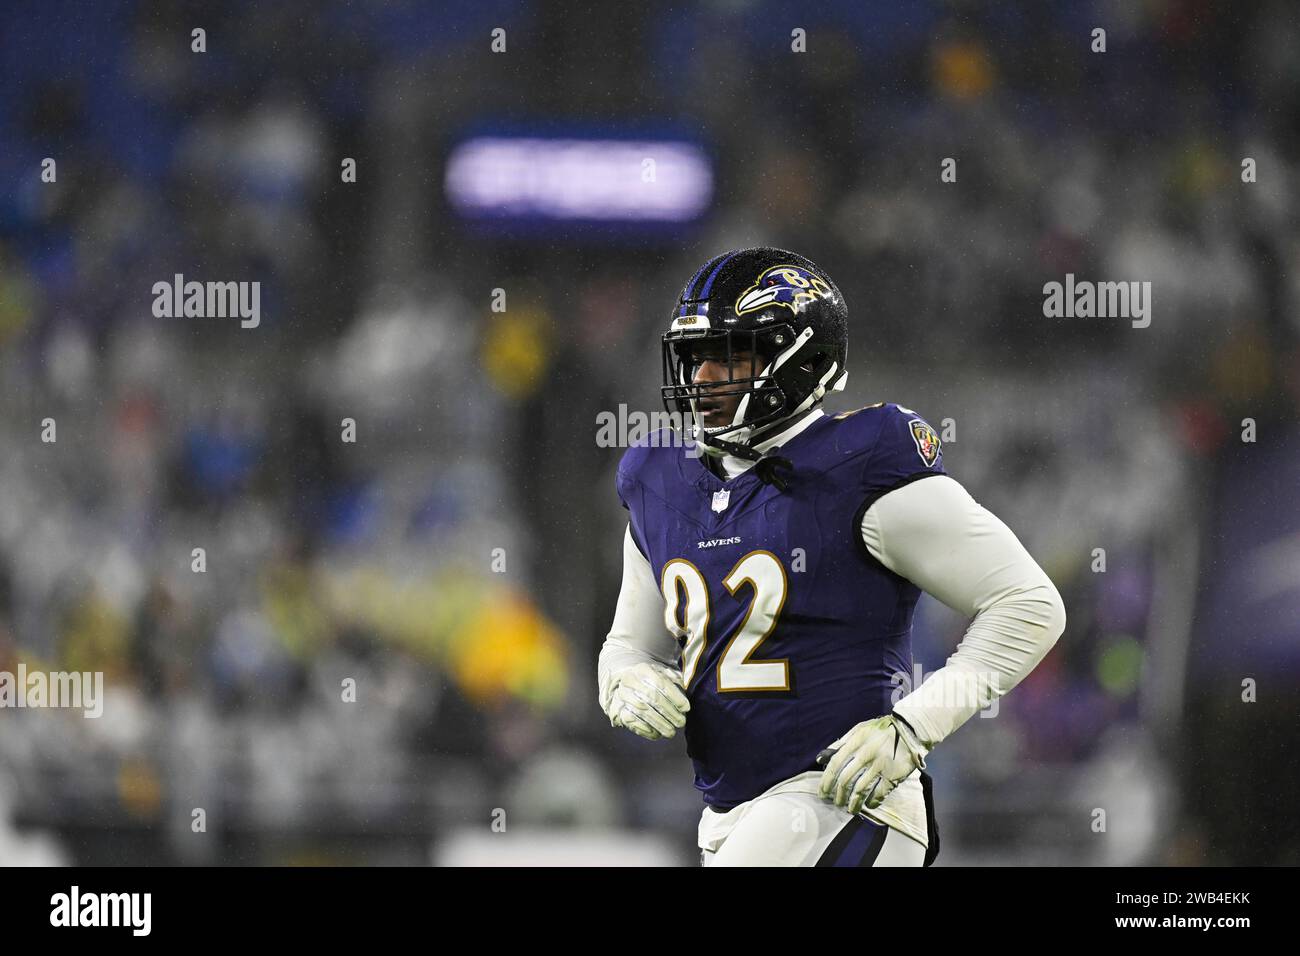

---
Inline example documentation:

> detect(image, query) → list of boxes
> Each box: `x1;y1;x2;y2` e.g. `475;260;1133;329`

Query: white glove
602;660;691;740
818;714;929;815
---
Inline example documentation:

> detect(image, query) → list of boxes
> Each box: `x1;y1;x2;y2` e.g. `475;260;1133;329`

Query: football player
598;247;1066;866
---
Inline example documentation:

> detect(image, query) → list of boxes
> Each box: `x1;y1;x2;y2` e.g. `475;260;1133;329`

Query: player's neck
718;409;825;480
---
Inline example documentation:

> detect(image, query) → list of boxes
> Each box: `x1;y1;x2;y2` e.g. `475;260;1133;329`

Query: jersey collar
718;409;826;480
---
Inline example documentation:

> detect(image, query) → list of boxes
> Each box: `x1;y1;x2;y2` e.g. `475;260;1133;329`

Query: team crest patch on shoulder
908;419;941;467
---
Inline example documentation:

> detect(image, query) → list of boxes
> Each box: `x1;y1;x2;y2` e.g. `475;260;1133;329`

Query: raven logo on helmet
735;265;834;317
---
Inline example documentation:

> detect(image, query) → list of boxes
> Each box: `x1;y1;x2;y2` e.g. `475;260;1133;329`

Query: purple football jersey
616;403;946;810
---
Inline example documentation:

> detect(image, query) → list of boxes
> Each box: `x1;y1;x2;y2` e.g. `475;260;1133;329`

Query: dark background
0;0;1297;865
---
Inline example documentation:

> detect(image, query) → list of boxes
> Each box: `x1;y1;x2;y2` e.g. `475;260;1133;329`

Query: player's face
691;344;762;428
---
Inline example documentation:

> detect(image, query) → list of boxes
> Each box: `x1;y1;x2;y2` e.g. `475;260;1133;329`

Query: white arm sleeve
597;525;679;712
861;475;1066;748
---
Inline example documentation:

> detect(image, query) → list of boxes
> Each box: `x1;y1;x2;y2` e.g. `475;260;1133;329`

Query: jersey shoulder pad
830;402;945;497
615;429;683;508
615;430;685;560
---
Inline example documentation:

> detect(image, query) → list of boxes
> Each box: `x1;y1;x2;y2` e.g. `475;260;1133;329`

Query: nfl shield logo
711;489;730;513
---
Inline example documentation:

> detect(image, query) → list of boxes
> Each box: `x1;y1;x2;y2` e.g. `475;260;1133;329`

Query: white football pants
698;773;927;867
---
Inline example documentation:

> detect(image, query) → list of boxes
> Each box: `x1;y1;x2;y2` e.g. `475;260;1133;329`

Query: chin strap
752;450;795;492
697;432;796;492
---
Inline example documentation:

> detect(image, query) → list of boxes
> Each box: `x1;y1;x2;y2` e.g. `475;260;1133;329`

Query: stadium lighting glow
444;136;713;223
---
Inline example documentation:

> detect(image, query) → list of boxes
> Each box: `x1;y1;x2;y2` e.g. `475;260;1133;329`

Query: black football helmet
661;247;849;461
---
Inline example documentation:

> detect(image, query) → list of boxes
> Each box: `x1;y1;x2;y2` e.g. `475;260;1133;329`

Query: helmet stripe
698;250;741;299
678;252;730;316
677;259;714;316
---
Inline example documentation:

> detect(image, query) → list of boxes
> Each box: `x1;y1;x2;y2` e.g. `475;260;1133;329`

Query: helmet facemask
661;324;845;459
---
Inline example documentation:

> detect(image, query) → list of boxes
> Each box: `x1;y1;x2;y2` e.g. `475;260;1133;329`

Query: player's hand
604;661;691;740
818;715;929;815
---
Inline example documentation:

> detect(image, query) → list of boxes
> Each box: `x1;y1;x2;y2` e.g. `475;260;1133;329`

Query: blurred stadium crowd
1;0;1297;865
